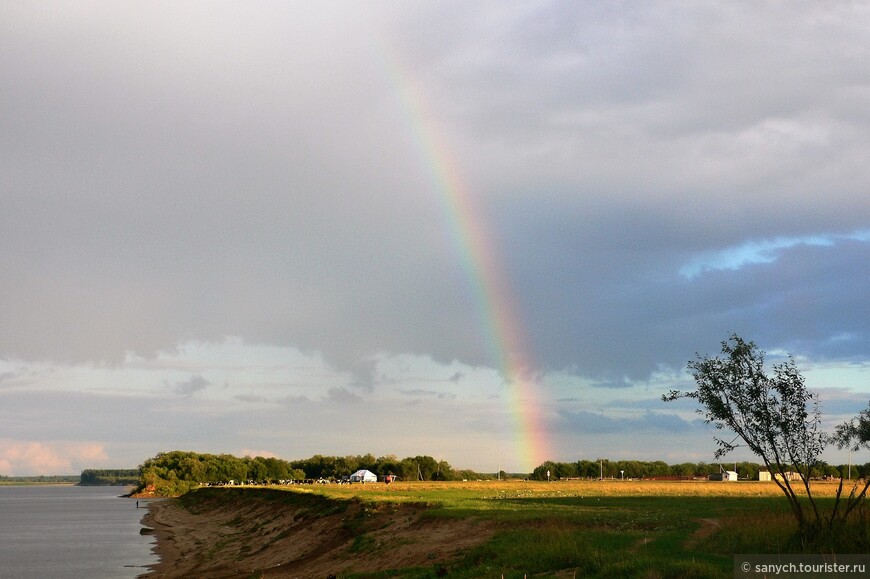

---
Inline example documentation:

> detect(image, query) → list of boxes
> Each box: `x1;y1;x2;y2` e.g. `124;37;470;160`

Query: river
0;485;158;578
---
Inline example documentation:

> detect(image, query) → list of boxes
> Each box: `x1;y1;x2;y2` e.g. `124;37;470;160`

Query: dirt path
684;517;721;549
140;490;496;578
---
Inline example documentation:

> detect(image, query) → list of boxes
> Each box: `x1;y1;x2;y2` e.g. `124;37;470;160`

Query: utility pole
849;448;852;481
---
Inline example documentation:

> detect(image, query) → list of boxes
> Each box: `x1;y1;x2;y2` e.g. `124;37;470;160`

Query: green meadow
206;479;868;578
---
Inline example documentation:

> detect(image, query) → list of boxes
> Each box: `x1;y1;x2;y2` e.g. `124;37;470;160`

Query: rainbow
380;50;550;472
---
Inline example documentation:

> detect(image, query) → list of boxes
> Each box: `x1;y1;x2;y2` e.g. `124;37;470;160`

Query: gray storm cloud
2;1;869;394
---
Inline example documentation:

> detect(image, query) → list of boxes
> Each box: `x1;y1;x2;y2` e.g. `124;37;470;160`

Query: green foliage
80;469;139;486
136;451;471;496
531;461;557;480
349;533;378;554
289;453;462;482
662;333;869;548
454;468;489;481
137;451;296;496
836;403;870;452
665;334;826;467
530;458;771;480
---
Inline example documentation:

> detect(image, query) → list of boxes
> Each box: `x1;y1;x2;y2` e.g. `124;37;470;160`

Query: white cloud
0;441;108;476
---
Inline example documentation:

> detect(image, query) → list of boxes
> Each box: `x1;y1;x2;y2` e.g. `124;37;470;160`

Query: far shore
0;481;78;487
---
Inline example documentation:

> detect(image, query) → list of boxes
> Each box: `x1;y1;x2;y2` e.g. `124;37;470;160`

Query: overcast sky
2;1;870;475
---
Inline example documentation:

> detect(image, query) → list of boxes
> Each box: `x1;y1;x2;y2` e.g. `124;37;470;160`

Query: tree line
79;469;140;486
293;453;464;481
136;450;477;496
139;451;303;496
528;459;867;481
135;448;870;498
0;474;80;484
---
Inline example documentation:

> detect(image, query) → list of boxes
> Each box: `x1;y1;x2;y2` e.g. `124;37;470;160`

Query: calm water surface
0;485;158;578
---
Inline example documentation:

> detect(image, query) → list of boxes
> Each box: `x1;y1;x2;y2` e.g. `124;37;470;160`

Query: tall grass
698;504;870;555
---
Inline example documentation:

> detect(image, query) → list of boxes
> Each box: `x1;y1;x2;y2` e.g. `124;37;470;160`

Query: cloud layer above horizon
2;1;870;474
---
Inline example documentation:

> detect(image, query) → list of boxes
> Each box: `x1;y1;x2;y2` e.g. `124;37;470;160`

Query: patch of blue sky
680;229;870;279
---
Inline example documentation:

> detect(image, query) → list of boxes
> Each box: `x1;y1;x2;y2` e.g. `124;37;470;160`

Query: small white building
349;469;377;483
759;471;771;481
709;470;738;481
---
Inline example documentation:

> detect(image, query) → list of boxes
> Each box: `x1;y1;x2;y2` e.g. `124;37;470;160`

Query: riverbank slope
139;487;493;578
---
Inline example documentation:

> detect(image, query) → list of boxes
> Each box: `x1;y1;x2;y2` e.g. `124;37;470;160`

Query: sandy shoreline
137;488;494;578
138;500;181;578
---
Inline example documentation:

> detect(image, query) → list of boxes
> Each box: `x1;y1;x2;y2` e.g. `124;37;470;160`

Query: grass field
269;478;867;578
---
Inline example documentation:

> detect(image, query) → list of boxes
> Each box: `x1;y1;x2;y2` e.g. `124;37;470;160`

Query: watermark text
736;555;870;578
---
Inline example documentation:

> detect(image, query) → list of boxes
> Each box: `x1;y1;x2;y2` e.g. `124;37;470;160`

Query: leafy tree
735;461;760;481
374;455;401;478
288;468;306;480
263;457;290;481
647;460;669;477
552;461;577;479
598;459;619;479
80;469;139;486
670;462;697;477
576;460;598;479
409;456;439;480
245;457;268;482
333;456;358;477
433;460;455;481
358;453;377;472
833;401;870;519
532;461;557;480
663;334;829;545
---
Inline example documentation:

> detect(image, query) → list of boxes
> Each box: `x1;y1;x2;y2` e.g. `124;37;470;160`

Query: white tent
349;469;377;483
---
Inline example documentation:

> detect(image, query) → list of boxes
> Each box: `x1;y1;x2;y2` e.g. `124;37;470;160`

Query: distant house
709;470;738;481
349;469;377;483
774;471;801;482
758;471;771;481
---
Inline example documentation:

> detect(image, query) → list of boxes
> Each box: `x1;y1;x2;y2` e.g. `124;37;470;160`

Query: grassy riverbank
142;479;868;578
